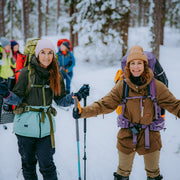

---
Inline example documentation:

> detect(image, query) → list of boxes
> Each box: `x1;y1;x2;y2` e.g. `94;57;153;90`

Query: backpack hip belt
117;79;165;149
117;114;164;149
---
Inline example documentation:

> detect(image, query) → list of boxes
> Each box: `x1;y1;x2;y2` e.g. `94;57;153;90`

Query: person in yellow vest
0;37;16;82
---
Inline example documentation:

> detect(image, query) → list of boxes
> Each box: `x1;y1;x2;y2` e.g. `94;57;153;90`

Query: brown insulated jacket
80;69;180;155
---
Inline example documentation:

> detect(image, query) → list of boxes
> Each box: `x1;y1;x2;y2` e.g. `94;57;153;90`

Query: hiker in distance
0;39;89;180
73;45;180;180
56;41;75;94
0;37;16;81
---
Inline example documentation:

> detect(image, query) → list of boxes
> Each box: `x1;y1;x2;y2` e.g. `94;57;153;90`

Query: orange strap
72;96;82;114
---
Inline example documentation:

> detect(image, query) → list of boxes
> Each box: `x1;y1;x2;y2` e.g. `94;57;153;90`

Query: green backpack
22;38;41;96
23;38;40;68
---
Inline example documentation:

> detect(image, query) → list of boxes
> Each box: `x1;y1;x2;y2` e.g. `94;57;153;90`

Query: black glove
77;84;90;99
74;92;82;101
0;82;10;98
73;108;81;119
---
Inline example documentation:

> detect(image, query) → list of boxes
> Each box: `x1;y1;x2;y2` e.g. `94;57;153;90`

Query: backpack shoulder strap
149;78;161;120
149;78;156;101
122;79;129;103
25;65;35;96
24;65;50;106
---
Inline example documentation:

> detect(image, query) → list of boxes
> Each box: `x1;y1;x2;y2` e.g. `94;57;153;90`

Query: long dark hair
48;55;61;96
124;61;150;83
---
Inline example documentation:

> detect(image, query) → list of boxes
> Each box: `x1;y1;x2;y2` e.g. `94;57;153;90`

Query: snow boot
147;174;163;180
113;172;129;180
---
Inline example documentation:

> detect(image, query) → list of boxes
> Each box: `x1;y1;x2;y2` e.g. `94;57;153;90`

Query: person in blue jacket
0;39;89;180
56;41;75;94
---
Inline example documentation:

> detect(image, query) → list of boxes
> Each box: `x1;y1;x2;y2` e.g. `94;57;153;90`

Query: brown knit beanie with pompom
127;45;148;64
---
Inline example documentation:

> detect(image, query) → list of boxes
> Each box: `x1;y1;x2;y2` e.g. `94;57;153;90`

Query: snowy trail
0;28;180;180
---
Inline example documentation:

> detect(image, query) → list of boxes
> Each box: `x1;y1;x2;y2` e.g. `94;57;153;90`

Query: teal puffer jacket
13;105;56;138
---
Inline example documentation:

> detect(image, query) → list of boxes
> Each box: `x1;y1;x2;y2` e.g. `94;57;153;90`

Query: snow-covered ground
0;27;180;180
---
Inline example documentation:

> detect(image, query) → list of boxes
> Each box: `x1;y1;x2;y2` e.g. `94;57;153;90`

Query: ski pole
83;96;87;180
82;84;89;180
74;96;82;180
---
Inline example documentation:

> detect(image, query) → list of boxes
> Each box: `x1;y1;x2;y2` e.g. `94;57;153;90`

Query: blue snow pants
16;134;58;180
61;71;73;93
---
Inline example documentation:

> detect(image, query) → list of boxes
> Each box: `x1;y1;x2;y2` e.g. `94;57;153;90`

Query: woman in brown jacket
73;45;180;180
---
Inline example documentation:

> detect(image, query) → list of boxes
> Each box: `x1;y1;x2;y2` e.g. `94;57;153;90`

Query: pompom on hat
127;45;148;64
35;39;56;57
0;37;10;48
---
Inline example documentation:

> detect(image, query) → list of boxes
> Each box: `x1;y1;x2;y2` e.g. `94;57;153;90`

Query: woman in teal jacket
0;39;89;180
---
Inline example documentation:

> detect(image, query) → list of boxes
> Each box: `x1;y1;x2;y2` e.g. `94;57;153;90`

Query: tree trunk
69;2;74;50
45;0;49;36
120;11;130;56
38;0;42;38
23;0;30;44
74;3;78;47
57;0;61;34
10;0;14;40
160;0;166;45
69;0;78;50
151;0;163;60
138;0;143;26
0;0;5;37
143;0;150;26
130;0;136;27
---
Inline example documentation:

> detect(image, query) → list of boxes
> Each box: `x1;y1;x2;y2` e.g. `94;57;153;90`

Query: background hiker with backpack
73;45;180;180
0;37;16;113
0;39;89;180
10;40;22;62
56;40;75;94
0;37;16;82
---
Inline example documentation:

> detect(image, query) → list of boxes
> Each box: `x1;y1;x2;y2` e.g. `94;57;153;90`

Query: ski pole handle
74;96;78;111
73;96;80;141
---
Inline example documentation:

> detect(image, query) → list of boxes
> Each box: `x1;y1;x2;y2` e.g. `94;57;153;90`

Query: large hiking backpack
115;51;168;149
15;38;40;82
114;51;168;115
23;38;40;67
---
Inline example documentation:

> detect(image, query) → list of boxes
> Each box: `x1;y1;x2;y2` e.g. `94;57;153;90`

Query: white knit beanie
35;39;56;57
0;37;10;48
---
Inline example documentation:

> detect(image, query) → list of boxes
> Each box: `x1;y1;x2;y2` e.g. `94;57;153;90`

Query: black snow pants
16;134;58;180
